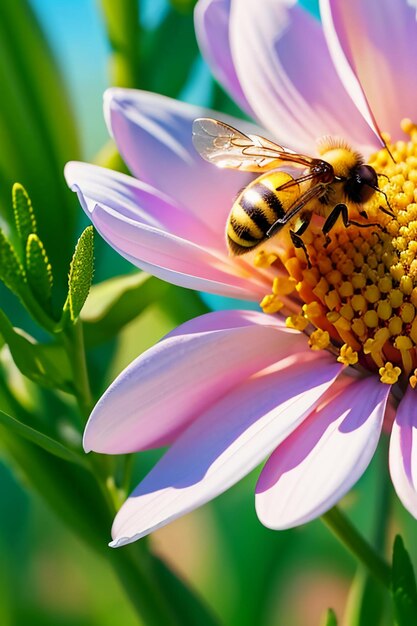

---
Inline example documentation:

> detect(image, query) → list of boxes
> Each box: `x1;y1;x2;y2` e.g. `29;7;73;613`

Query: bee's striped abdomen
226;180;286;255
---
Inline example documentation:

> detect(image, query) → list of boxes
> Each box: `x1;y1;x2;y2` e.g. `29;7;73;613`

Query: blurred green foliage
0;1;415;626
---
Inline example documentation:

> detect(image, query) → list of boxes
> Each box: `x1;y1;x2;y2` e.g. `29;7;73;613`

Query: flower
65;0;417;547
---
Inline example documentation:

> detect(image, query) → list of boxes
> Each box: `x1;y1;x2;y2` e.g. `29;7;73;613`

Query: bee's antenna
367;183;395;217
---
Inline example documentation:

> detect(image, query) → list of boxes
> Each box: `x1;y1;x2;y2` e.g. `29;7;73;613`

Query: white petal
111;352;342;546
256;375;389;528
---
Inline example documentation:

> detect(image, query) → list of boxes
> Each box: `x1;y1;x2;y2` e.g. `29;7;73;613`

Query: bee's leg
322;203;345;247
323;203;380;247
289;230;311;268
290;215;312;268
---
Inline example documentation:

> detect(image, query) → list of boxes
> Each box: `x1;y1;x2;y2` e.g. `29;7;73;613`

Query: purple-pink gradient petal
65;161;218;246
320;0;417;140
64;162;264;300
255;375;389;529
389;387;417;518
110;353;342;546
104;88;257;237
194;0;254;117
83;310;310;454
228;0;380;155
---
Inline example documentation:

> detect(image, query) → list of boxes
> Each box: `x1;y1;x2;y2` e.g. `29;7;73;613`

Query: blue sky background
28;0;212;157
30;0;113;158
29;0;319;159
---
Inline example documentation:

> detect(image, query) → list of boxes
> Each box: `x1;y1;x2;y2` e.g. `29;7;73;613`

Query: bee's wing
270;183;327;235
192;118;315;172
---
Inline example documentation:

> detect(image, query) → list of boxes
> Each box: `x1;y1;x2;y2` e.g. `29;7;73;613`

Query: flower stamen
259;119;417;388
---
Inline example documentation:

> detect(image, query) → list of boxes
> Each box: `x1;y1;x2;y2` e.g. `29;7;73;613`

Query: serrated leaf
0;227;25;294
392;535;417;626
25;233;53;305
12;182;36;243
63;226;94;322
0;308;72;391
0;409;86;467
82;272;168;347
320;608;338;626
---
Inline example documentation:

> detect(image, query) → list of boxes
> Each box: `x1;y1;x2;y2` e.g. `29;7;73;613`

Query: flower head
65;0;417;546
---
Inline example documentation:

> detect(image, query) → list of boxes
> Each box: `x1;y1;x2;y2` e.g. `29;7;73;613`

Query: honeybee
192;118;391;265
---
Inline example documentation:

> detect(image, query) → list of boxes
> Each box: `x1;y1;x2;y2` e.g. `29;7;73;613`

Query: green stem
322;506;391;588
62;320;93;419
19;284;57;332
61;319;219;625
374;436;392;554
110;548;180;626
120;453;134;496
100;0;141;88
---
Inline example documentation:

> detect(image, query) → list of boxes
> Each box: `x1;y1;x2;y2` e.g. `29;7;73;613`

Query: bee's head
345;164;378;203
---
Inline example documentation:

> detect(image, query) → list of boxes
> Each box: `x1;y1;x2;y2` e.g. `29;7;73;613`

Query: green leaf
0;409;86;467
392;535;417;626
343;567;388;626
141;7;198;97
152;556;220;626
63;226;94;323
168;0;198;14
25;233;53;306
12;182;36;243
0;308;73;391
82;272;168;347
0;427;112;556
321;608;338;626
0;227;25;294
1;425;219;626
0;1;80;291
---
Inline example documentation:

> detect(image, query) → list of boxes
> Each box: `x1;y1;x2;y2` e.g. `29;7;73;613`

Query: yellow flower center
259;119;417;387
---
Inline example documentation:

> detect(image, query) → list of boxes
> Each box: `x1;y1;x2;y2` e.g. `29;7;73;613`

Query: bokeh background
0;1;415;625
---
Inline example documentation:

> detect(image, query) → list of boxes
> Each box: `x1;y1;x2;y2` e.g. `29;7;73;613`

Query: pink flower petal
255;374;389;529
65;161;218;246
194;0;254;117
65;161;264;299
320;0;417;140
110;352;342;546
389;387;417;518
229;0;380;155
104;88;258;237
84;310;311;454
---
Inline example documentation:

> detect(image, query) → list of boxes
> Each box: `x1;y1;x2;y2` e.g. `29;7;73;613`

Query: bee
192;118;391;265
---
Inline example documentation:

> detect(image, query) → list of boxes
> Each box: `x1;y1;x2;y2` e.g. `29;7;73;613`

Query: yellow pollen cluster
337;344;358;366
254;250;278;268
410;368;417;388
379;362;402;385
260;119;417;387
260;294;284;314
285;314;309;331
309;329;330;351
